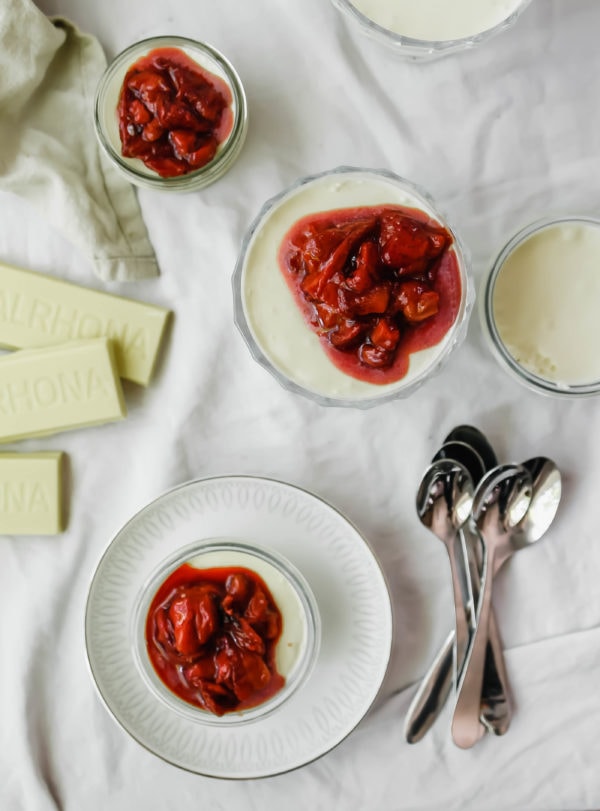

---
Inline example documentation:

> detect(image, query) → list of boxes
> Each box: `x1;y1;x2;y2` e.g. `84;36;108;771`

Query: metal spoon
441;428;513;735
451;464;534;749
405;433;508;743
415;460;474;707
476;457;561;732
406;453;561;744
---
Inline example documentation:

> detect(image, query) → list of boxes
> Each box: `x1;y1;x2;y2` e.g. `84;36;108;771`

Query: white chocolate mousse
347;0;525;42
491;219;600;387
240;171;466;402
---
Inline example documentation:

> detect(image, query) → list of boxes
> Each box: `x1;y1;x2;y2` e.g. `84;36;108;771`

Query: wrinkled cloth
0;0;158;281
2;0;600;809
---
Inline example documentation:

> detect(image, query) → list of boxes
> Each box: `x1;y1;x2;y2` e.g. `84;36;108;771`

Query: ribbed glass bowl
233;166;473;408
94;35;248;191
330;0;533;60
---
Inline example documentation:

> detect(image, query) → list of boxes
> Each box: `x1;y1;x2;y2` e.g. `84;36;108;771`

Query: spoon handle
403;530;470;745
403;528;510;743
403;631;454;744
447;531;471;672
464;526;512;734
480;611;512;734
451;547;496;748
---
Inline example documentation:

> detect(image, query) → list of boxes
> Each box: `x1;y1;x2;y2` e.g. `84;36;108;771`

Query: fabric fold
0;0;159;281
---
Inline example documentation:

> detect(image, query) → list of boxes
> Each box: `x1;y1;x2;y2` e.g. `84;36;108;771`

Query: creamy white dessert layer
492;221;600;386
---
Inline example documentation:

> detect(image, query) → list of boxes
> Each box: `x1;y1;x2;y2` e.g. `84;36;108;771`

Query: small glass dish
94;36;248;192
132;538;321;726
232;166;473;408
330;0;532;60
481;216;600;398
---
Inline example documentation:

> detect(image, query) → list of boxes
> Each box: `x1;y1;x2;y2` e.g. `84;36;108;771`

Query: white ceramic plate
85;475;393;778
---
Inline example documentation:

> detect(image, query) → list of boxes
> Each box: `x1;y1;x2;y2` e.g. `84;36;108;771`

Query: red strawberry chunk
370;318;401;351
184;659;216;685
142;118;165;142
396;280;440;323
329;320;364;349
358;343;394;368
186;137;218;168
168;595;199;656
196;680;237;716
228;617;265;654
127;69;172;107
345;240;379;293
379;213;449;269
230;651;272;701
129;99;152;126
351;285;390;316
313;302;339;330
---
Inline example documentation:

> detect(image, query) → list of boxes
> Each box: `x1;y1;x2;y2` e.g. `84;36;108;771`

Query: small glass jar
233;166;473;408
94;36;248;192
133;539;321;726
481;216;600;398
329;0;532;60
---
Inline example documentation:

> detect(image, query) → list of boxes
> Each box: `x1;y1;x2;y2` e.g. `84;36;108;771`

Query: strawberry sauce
117;47;233;177
146;563;284;716
278;205;462;384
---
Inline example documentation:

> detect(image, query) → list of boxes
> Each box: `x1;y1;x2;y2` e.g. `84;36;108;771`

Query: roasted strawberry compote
146;563;285;716
278;206;461;384
117;47;234;177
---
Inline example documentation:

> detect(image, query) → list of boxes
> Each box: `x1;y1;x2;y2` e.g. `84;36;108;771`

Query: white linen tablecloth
2;1;600;809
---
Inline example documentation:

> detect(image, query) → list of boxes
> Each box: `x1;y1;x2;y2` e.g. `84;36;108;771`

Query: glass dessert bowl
132;539;321;725
330;0;533;59
233;166;472;408
94;36;248;191
481;216;600;398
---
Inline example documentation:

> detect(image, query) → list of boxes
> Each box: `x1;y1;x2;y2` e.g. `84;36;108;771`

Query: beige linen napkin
0;0;159;281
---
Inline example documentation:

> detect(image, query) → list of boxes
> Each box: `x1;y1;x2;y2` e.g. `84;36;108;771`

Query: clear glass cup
94;36;248;191
232;166;473;408
132;538;321;726
329;0;532;60
481;216;600;398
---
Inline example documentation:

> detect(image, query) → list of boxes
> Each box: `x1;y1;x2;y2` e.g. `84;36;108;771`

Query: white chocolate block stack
0;262;172;534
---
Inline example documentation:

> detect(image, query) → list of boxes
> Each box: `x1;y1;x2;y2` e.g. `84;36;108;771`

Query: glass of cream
481;216;600;397
330;0;532;59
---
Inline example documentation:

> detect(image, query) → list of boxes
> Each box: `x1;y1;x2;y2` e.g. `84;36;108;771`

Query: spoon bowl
416;459;474;542
432;440;486;487
516;457;562;544
444;425;498;473
473;464;534;553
